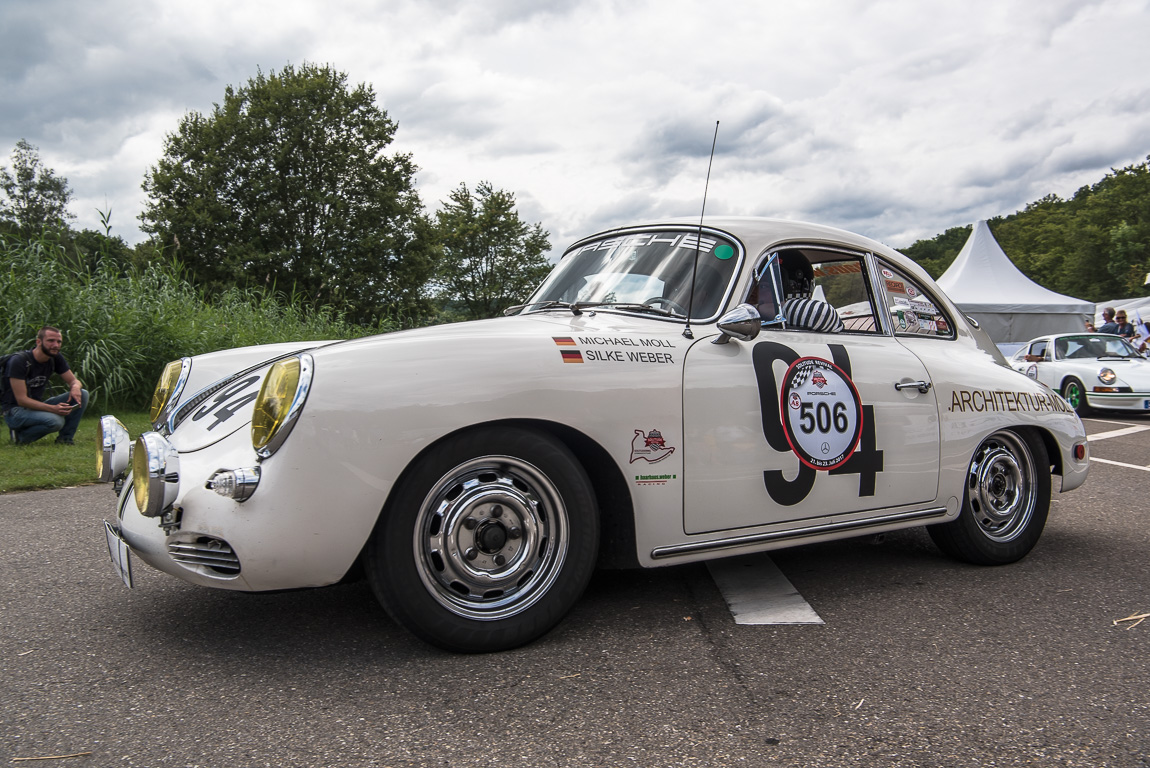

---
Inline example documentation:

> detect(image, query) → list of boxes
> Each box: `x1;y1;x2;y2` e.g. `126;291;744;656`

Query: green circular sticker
714;244;734;260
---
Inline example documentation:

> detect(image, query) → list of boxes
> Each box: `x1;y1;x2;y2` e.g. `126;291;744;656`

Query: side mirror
713;303;762;344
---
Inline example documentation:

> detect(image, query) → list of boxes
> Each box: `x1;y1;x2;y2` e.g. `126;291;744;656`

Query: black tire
366;426;599;652
1061;376;1092;416
928;429;1051;566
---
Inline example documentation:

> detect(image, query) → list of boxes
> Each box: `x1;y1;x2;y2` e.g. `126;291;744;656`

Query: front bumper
103;423;364;593
1084;391;1150;411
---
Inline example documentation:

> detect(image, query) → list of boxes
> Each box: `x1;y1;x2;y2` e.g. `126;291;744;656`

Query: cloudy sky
4;0;1150;257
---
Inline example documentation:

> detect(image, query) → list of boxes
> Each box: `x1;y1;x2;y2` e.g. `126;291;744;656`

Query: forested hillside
901;157;1150;302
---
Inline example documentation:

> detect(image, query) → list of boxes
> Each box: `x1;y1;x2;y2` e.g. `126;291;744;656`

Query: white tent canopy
936;220;1093;343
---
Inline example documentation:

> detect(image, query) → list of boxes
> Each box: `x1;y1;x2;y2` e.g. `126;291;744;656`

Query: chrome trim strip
651;507;949;560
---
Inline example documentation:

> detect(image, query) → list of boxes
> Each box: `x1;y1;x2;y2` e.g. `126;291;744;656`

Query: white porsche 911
1010;333;1150;415
99;217;1090;652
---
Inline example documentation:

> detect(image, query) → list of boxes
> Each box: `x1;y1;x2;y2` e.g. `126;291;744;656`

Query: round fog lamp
97;416;131;483
132;432;181;517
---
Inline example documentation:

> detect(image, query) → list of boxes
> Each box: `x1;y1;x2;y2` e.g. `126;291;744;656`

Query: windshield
1054;335;1143;360
522;228;742;320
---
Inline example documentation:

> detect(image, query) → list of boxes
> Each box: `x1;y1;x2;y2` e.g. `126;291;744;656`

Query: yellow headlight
252;357;303;453
149;360;184;423
131;432;181;517
132;436;151;513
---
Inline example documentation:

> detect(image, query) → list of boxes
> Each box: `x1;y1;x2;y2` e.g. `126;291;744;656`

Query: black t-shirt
2;350;71;412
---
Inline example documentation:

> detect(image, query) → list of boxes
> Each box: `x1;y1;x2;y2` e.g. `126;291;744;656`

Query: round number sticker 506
780;357;863;469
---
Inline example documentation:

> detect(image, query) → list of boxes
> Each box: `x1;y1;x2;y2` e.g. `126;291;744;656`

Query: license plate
104;520;134;588
1144;400;1150;410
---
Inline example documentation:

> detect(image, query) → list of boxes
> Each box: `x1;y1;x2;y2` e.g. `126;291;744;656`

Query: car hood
167;312;691;452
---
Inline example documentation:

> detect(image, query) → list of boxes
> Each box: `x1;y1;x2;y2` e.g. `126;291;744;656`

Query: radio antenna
683;120;719;340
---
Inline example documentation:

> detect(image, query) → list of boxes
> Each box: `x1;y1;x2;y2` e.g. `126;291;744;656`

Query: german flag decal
552;336;577;346
560;350;584;363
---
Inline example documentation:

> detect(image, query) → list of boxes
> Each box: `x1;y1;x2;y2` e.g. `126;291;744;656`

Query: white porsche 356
1009;333;1150;416
99;217;1090;652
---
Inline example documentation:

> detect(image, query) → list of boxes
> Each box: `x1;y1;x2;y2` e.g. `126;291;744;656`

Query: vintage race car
99;217;1090;652
1009;333;1150;415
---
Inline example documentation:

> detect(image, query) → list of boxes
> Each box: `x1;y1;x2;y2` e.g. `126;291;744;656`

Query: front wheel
1061;376;1092;416
366;426;599;652
928;429;1051;565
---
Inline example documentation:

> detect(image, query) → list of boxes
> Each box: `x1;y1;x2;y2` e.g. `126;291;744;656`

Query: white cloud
1;0;1148;257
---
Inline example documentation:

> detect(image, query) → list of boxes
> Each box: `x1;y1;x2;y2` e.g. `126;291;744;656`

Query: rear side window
878;263;955;339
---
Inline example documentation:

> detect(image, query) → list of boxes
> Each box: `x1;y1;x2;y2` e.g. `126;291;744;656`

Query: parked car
99;217;1090;652
1009;333;1150;415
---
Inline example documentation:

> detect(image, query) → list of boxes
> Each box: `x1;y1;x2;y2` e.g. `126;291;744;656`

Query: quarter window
878;263;955;339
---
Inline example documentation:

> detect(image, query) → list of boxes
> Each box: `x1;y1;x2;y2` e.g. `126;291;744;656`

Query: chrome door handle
894;380;932;394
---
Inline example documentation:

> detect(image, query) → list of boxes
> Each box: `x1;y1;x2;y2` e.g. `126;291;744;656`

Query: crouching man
2;326;89;445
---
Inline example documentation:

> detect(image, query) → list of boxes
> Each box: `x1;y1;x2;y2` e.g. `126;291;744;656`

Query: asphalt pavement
2;416;1148;767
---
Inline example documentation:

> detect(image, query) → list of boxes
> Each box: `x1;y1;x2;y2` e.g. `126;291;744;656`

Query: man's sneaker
56;437;74;446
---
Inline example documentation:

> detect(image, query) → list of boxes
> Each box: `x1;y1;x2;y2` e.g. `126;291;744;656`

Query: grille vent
168;537;241;576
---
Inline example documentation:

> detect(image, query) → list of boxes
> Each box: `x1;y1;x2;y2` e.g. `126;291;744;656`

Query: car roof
570;216;921;274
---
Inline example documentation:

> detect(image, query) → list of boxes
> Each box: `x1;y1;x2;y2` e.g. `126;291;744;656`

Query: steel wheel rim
966;431;1035;542
413;455;569;620
1064;381;1082;409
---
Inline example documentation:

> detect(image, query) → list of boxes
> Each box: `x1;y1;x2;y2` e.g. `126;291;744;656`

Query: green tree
140;63;436;326
432;181;552;321
0;139;74;233
901;224;972;279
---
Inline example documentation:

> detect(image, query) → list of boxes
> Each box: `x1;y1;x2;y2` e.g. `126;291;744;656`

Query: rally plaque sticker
780;357;863;470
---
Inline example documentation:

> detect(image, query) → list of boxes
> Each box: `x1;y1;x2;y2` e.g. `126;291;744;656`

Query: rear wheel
366;426;598;652
1061;376;1092;416
928;429;1050;565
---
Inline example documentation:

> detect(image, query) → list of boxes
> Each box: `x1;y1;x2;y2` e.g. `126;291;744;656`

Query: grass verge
1;410;153;493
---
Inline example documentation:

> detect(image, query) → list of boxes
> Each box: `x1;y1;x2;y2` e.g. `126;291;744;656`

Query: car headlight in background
251;353;313;458
1098;367;1117;385
149;358;192;427
97;416;131;483
133;432;181;517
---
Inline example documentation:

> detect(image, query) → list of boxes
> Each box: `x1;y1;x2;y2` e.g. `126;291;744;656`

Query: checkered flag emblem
790;366;813;388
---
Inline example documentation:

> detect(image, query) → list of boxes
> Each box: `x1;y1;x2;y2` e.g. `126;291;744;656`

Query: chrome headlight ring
133;432;181;518
97;416;132;483
159;358;193;432
253;353;314;459
1098;367;1118;386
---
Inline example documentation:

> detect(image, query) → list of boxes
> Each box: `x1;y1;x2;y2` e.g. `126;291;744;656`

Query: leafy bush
0;230;392;409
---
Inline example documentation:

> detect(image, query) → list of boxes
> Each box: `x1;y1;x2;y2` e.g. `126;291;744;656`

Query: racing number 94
752;342;883;506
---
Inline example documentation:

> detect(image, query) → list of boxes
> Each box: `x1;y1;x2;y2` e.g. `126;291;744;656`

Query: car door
681;248;941;535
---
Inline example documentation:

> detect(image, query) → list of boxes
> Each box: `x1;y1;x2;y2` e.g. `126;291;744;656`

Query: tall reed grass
0;230;394;409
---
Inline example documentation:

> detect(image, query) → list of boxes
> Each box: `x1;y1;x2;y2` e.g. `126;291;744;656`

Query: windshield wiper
503;300;678;318
585;301;678;317
503;300;584;316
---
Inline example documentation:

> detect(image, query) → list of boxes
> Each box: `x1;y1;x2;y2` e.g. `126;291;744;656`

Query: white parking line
706;554;824;625
1086;425;1150;441
1090;457;1150;472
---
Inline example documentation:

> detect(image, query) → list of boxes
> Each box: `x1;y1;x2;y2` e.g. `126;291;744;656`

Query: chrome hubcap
414;456;569;620
966;432;1035;542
